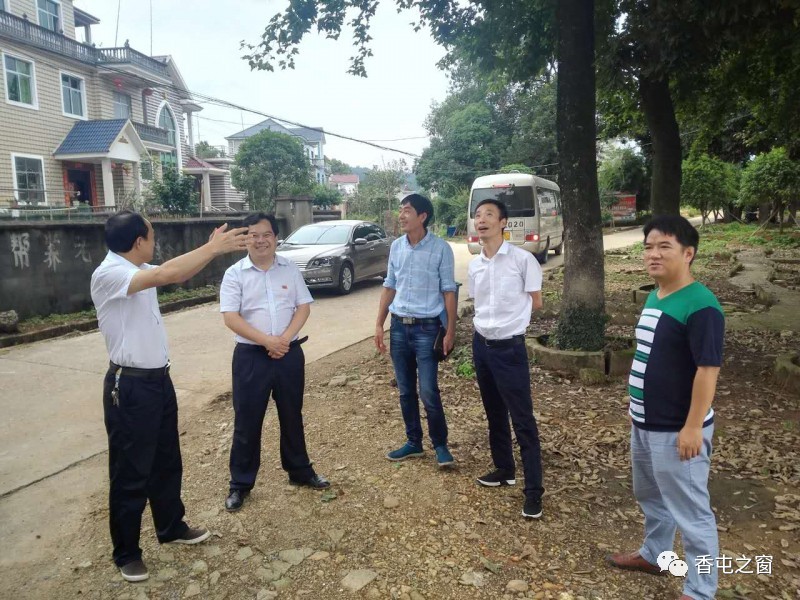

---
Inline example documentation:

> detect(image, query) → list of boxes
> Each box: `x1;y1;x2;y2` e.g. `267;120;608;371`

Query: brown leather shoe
605;551;665;576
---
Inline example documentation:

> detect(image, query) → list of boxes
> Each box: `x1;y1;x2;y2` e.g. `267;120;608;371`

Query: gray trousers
632;424;719;600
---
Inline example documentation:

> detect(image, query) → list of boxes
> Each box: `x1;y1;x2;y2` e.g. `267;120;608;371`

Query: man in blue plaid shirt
374;194;458;467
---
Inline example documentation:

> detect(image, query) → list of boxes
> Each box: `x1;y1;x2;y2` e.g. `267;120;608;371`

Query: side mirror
353;238;368;246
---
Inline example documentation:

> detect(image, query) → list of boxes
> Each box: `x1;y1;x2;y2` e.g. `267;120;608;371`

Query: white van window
470;186;535;217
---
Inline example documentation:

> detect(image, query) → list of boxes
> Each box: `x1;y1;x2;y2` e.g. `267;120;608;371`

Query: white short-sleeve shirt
468;241;543;339
90;251;170;368
219;254;313;344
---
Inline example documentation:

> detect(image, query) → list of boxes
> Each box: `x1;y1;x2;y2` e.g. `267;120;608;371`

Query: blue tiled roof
55;119;128;155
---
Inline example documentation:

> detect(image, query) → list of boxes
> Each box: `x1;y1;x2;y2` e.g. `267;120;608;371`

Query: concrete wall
0;218;244;318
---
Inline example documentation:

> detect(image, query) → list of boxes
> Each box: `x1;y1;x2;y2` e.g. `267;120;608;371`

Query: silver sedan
276;220;392;294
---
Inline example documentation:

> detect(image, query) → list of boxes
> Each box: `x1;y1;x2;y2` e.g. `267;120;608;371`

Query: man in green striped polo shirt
607;215;724;600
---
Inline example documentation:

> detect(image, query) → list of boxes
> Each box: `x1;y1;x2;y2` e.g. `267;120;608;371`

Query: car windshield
470;186;535;217
284;224;352;245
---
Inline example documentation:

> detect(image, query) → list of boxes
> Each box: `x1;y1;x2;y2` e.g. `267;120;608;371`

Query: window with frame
158;105;176;146
37;0;60;32
4;55;35;106
140;157;154;181
113;92;132;119
14;156;45;204
159;151;177;173
61;74;84;117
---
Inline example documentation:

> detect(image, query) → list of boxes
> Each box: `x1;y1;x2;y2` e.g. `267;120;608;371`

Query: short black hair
643;214;699;262
474;199;509;221
400;193;434;228
105;210;149;253
242;212;279;237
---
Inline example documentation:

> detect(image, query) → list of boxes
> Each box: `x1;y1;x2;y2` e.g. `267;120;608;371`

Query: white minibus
467;172;564;263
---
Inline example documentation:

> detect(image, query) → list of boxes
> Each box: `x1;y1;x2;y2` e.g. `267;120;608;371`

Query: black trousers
472;333;545;501
103;368;188;567
229;343;314;490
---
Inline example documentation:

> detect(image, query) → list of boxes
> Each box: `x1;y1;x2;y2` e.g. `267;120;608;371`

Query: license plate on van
506;229;524;242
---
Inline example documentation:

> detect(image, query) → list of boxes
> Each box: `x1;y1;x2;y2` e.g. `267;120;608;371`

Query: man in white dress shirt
91;210;247;582
220;213;329;513
468;199;545;519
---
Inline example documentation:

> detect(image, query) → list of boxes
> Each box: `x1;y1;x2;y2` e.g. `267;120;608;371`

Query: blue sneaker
386;442;424;461
434;445;455;467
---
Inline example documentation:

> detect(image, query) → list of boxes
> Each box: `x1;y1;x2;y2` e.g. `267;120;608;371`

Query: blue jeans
632;425;718;600
389;318;448;448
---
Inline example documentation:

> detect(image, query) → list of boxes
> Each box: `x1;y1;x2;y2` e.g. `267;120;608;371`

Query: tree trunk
639;74;682;215
554;0;605;351
723;202;742;223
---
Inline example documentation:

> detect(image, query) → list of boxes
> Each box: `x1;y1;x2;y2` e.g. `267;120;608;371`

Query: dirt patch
2;311;798;600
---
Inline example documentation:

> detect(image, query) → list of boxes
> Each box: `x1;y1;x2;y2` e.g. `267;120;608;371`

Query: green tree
499;164;533;175
739;148;800;230
433;188;469;233
231;131;311;212
242;0;604;351
327;157;353;175
597;0;800;216
350;161;408;225
312;184;343;208
681;155;739;226
194;141;222;159
415;72;557;194
148;167;198;215
598;146;646;196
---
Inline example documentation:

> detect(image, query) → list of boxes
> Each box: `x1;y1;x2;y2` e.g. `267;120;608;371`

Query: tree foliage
433;188;469;233
194;141;222;159
739;148;800;228
597;146;646;195
327;157;353;175
231;131;311;212
681;154;739;225
415;73;557;195
349;161;409;224
312;183;343;208
148;167;198;215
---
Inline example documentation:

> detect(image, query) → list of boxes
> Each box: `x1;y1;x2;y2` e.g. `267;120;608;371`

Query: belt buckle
401;317;414;325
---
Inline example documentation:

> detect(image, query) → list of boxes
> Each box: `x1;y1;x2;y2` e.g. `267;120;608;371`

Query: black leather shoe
289;474;330;489
225;489;249;511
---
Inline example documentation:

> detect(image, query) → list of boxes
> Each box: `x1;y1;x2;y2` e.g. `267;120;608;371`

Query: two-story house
226;118;327;185
0;0;242;212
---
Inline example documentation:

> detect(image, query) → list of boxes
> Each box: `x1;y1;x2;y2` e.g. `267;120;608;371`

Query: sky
75;0;452;168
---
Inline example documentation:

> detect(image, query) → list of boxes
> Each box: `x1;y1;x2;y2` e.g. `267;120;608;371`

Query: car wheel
338;262;354;295
553;239;564;255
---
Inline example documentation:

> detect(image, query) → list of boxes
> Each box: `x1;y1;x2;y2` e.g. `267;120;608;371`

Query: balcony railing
0;11;168;80
133;121;170;146
97;47;169;79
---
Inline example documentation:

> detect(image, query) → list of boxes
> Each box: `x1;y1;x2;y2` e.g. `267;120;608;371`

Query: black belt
236;336;308;350
391;314;441;325
109;361;171;379
474;332;525;348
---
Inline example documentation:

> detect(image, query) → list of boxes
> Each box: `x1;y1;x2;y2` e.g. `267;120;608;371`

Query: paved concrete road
0;226;649;498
